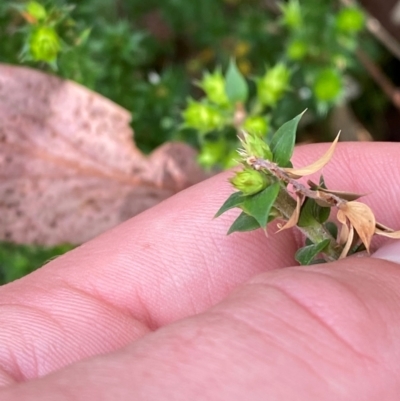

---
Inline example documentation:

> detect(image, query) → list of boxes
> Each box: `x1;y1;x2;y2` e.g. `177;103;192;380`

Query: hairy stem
274;188;343;261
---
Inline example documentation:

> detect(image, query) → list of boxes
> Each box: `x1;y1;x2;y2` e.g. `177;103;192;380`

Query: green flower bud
230;169;270;196
197;140;226;168
332;53;349;69
336;7;365;33
286;39;308;60
313;68;343;102
26;1;47;21
241;131;273;160
199;70;229;106
182;100;225;133
279;0;302;29
223;149;239;169
242;116;269;137
29;26;61;63
257;64;291;107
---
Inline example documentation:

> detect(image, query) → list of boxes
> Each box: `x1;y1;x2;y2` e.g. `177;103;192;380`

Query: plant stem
274;188;342;261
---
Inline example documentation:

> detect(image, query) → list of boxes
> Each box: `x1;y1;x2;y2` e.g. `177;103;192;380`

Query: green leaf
227;211;260;235
214;191;245;218
225;59;248;104
295;239;330;265
297;198;330;227
242;182;280;228
324;222;338;240
270;110;305;166
309;259;327;265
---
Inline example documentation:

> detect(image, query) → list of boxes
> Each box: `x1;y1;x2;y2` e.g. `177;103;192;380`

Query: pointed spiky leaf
298;198;330;227
227;211;260;235
225;59;248;104
242;182;280;228
295;239;330;265
270;110;305;167
214;191;245;218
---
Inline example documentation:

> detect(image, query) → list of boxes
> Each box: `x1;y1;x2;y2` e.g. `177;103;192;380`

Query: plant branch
356;48;400;110
273;187;342;261
248;156;344;261
339;0;400;61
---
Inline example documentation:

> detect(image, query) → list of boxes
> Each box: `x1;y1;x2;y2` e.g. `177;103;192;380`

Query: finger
2;256;400;400
0;168;297;383
1;142;399;383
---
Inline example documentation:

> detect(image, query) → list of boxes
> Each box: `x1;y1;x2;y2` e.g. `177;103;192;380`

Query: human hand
1;142;400;400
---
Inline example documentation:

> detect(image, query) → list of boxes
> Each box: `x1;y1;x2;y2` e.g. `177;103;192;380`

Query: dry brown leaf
375;228;400;239
337;201;376;253
337;210;349;245
307;180;365;202
277;194;303;232
0;64;207;245
339;224;354;259
337;210;354;259
284;132;340;178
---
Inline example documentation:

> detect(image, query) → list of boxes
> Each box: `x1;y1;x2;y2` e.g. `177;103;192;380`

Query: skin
1;142;400;400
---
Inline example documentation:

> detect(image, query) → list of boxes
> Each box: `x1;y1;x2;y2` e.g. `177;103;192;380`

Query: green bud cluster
182;100;225;132
286;39;308;61
230;169;270;196
257;64;291;107
312;68;343;103
198;70;229;107
29;26;61;63
335;7;365;34
241;131;273;160
279;0;302;29
197;140;226;168
26;1;47;21
242;116;269;137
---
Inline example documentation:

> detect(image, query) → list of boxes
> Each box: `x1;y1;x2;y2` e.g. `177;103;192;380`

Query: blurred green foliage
0;243;74;284
0;0;385;284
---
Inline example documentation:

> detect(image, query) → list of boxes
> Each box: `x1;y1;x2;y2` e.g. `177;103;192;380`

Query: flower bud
242;116;269;137
335;7;365;34
197;140;226;168
312;68;343;102
230;169;270;195
182;100;225;133
257;64;291;106
223;149;239;169
241;131;273;160
26;1;47;22
29;26;61;63
199;70;229;106
286;39;308;61
280;0;302;29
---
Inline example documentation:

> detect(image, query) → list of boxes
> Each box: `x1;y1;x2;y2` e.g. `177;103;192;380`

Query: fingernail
372;241;400;264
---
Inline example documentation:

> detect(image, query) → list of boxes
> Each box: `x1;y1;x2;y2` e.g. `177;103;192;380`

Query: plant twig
339;0;400;61
248;156;343;261
273;188;341;261
356;48;400;110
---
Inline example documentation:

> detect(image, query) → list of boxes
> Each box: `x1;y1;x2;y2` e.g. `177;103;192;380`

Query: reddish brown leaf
339;224;354;259
277;194;303;232
307;180;366;202
337;201;376;253
0;64;206;245
375;228;400;239
284;132;340;178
